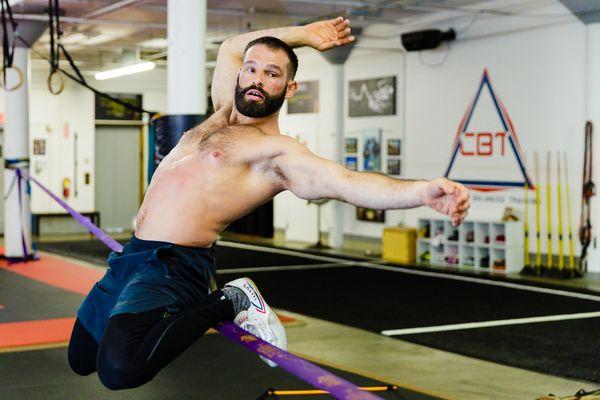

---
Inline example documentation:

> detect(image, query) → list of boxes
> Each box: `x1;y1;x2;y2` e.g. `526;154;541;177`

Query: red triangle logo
444;69;532;191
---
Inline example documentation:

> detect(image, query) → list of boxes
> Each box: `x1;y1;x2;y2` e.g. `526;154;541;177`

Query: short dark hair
244;36;298;79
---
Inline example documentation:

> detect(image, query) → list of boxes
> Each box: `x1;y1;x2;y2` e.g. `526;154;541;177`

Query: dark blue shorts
77;236;216;343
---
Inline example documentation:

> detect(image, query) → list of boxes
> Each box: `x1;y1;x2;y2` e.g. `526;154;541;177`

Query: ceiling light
138;38;168;49
95;61;155;80
61;33;89;45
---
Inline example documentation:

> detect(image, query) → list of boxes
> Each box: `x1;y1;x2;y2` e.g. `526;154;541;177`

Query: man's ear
285;80;298;99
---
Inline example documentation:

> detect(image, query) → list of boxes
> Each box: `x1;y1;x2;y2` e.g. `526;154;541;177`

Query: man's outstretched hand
304;17;355;51
422;178;470;226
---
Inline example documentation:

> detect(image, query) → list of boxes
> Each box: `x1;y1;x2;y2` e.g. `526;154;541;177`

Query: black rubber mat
214;244;328;269
35;239;127;265
215;267;600;329
0;334;438;400
35;239;327;269
403;317;600;383
0;268;82;323
32;239;600;383
214;266;600;383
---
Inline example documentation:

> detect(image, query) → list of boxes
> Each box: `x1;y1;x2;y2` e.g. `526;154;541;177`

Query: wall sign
444;69;532;191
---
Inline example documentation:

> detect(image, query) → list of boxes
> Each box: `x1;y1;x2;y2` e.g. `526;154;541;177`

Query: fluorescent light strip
94;61;155;80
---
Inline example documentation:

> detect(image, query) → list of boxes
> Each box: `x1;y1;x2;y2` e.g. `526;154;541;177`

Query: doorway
95;125;142;233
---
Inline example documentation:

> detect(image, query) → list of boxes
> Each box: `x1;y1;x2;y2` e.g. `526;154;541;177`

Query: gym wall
276;0;599;270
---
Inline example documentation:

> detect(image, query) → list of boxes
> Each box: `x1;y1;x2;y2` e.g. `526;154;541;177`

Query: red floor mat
0;317;75;349
0;252;296;349
0;255;102;296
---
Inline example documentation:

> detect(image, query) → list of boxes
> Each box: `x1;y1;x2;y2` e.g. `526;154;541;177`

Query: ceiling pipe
82;0;147;19
12;13;166;29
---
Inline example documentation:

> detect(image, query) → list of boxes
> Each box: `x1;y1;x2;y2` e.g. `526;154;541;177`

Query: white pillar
167;0;207;115
4;47;33;258
584;23;600;272
328;64;345;248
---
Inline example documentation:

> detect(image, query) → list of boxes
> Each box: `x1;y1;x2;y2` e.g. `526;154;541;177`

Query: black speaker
401;29;456;51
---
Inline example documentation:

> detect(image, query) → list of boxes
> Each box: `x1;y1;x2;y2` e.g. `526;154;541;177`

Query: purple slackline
19;168;383;400
217;323;383;400
23;170;124;253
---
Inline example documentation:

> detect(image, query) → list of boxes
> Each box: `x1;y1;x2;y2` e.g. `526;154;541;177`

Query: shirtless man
68;17;470;390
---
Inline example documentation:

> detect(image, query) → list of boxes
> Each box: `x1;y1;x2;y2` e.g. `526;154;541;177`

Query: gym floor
1;233;599;400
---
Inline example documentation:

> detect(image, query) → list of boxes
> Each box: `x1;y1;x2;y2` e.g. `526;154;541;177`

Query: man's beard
234;79;287;118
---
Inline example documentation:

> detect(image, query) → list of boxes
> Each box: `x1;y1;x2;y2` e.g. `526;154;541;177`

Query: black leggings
68;289;234;390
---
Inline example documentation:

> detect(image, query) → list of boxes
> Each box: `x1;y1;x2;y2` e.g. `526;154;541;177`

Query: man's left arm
270;137;470;226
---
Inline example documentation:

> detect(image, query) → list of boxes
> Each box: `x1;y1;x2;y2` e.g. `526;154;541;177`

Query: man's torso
135;111;283;247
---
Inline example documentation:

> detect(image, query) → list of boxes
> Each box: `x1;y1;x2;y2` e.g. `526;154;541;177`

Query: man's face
235;44;295;118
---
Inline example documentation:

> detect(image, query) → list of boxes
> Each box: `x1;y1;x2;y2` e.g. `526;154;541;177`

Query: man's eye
247;67;255;72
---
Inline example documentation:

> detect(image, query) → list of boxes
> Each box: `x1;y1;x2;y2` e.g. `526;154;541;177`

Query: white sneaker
224;277;287;367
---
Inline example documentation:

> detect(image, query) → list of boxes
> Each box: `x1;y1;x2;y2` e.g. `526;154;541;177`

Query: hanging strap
580;121;594;270
0;0;22;91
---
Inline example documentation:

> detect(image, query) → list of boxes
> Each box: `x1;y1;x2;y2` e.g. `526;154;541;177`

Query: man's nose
253;79;264;87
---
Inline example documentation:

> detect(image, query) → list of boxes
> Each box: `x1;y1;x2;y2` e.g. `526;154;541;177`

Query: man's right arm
211;17;353;111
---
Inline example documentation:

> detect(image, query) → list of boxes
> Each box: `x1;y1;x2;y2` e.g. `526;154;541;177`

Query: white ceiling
5;0;586;72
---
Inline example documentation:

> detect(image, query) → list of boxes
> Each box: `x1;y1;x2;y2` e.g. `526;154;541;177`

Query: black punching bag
152;114;205;171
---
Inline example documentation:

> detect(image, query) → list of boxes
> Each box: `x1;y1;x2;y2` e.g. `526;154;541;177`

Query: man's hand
422;178;470;226
304;17;355;51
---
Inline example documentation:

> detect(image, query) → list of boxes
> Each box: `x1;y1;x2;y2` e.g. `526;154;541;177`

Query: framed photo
387;139;401;156
287;81;319;114
345;137;357;153
95;92;143;121
362;128;381;171
345;156;357;171
356;207;385;223
349;76;396;117
387;159;401;175
33;139;46;155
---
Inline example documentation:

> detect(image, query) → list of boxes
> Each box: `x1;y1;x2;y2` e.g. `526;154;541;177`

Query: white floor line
218;241;600;302
216;263;351;274
381;311;600;336
361;263;600;302
217;240;361;264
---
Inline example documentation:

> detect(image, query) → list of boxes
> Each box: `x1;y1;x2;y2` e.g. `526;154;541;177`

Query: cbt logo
444;69;532;191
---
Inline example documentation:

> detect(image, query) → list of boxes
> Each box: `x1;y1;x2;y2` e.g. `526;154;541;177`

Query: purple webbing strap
20;168;382;400
22;170;123;253
217;323;383;400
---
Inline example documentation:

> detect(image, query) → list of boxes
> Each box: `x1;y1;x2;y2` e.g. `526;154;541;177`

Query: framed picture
95;92;143;120
287;80;319;114
362;128;381;171
387;158;401;175
33;139;46;155
345;137;357;153
387;139;401;156
349;76;396;117
345;156;357;171
356;207;385;223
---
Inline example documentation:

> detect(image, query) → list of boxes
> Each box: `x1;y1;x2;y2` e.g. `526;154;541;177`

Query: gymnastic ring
47;69;65;95
0;65;24;91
